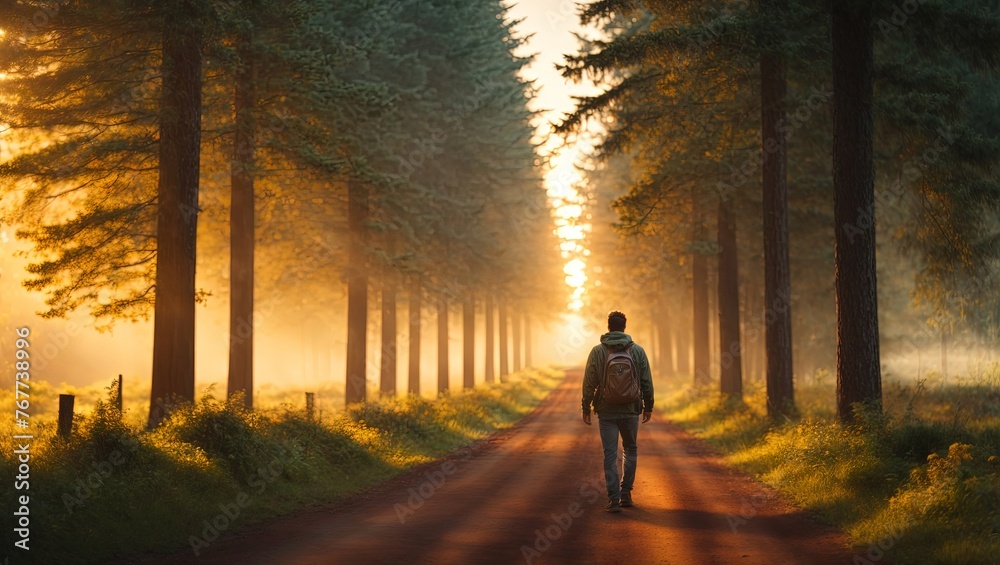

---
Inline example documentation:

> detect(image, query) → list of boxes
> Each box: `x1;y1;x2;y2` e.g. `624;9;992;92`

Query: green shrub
0;366;561;564
660;373;1000;565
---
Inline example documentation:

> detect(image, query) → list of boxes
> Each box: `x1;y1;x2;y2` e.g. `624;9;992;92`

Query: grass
659;367;1000;565
0;367;564;564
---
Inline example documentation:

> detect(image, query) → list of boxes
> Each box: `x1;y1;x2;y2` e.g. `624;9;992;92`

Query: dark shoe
605;499;622;513
620;492;634;507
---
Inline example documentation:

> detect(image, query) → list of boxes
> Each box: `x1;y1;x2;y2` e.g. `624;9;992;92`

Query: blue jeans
598;415;639;501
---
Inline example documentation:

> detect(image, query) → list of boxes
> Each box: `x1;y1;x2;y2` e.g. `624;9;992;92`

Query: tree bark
437;296;448;394
498;298;509;381
381;282;397;396
227;30;255;410
408;277;421;395
524;315;532;368
708;266;716;383
760;0;795;418
649;307;660;369
675;321;690;376
512;312;522;373
658;304;674;377
149;3;203;428
344;179;369;405
463;295;475;389
718;197;743;399
693;199;710;386
485;292;495;383
941;329;948;379
833;0;882;422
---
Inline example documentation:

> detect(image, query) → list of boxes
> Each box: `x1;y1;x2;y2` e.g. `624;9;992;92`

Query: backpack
602;343;640;404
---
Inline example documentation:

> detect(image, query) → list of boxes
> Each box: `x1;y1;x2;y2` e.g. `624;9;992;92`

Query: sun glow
546;154;591;312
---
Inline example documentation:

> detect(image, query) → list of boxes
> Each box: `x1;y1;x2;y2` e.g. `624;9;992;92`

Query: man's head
607;310;627;332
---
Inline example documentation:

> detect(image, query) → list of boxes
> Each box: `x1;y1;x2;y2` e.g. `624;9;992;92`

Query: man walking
581;310;654;513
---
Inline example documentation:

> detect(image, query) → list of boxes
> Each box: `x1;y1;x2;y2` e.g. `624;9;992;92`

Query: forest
0;0;563;427
563;0;1000;419
1;0;999;564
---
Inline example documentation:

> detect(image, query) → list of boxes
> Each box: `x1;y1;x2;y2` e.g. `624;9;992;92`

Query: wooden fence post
58;394;75;437
305;392;315;420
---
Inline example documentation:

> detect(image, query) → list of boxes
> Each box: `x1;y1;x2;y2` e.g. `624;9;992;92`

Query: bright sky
505;0;598;312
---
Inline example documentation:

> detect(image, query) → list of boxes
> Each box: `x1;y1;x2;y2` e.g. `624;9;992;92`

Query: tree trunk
833;0;882;422
658;301;674;378
149;4;203;428
649;307;660;369
674;322;687;376
524;315;532;368
941;329;949;379
345;179;369;406
227;30;255;410
749;280;764;383
718;197;743;399
485;292;495;383
498;298;509;381
512;312;522;373
693;203;710;386
463;295;475;389
408;277;421;395
381;282;397;396
760;0;795;418
743;282;758;382
437;296;448;394
708;266;716;383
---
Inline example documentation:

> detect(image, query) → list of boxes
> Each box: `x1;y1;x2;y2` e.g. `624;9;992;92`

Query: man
581;310;654;513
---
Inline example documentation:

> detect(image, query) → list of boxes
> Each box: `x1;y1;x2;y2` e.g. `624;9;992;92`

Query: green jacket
581;331;654;417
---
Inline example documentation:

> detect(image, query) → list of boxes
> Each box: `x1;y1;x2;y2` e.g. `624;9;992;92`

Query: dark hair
608;310;627;332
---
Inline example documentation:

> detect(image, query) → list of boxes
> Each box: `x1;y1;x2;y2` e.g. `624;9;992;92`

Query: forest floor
126;369;855;565
0;368;562;564
663;369;1000;565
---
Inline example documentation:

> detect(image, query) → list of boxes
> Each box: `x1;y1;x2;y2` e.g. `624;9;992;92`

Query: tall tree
345;179;369;405
498;297;509;380
512;312;522;372
408;277;422;394
381;279;397;395
692;201;711;386
759;0;794;417
149;0;206;427
437;295;448;394
226;27;256;409
524;315;532;368
832;0;881;421
463;296;475;389
717;195;743;398
484;291;495;382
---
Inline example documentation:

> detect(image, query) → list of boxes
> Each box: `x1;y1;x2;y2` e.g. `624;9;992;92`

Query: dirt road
137;369;855;565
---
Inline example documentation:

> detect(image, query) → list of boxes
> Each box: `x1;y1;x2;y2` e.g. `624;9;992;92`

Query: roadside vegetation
659;367;1000;565
0;367;563;564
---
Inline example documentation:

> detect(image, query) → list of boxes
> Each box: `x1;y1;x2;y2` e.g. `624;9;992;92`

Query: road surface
135;369;855;565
